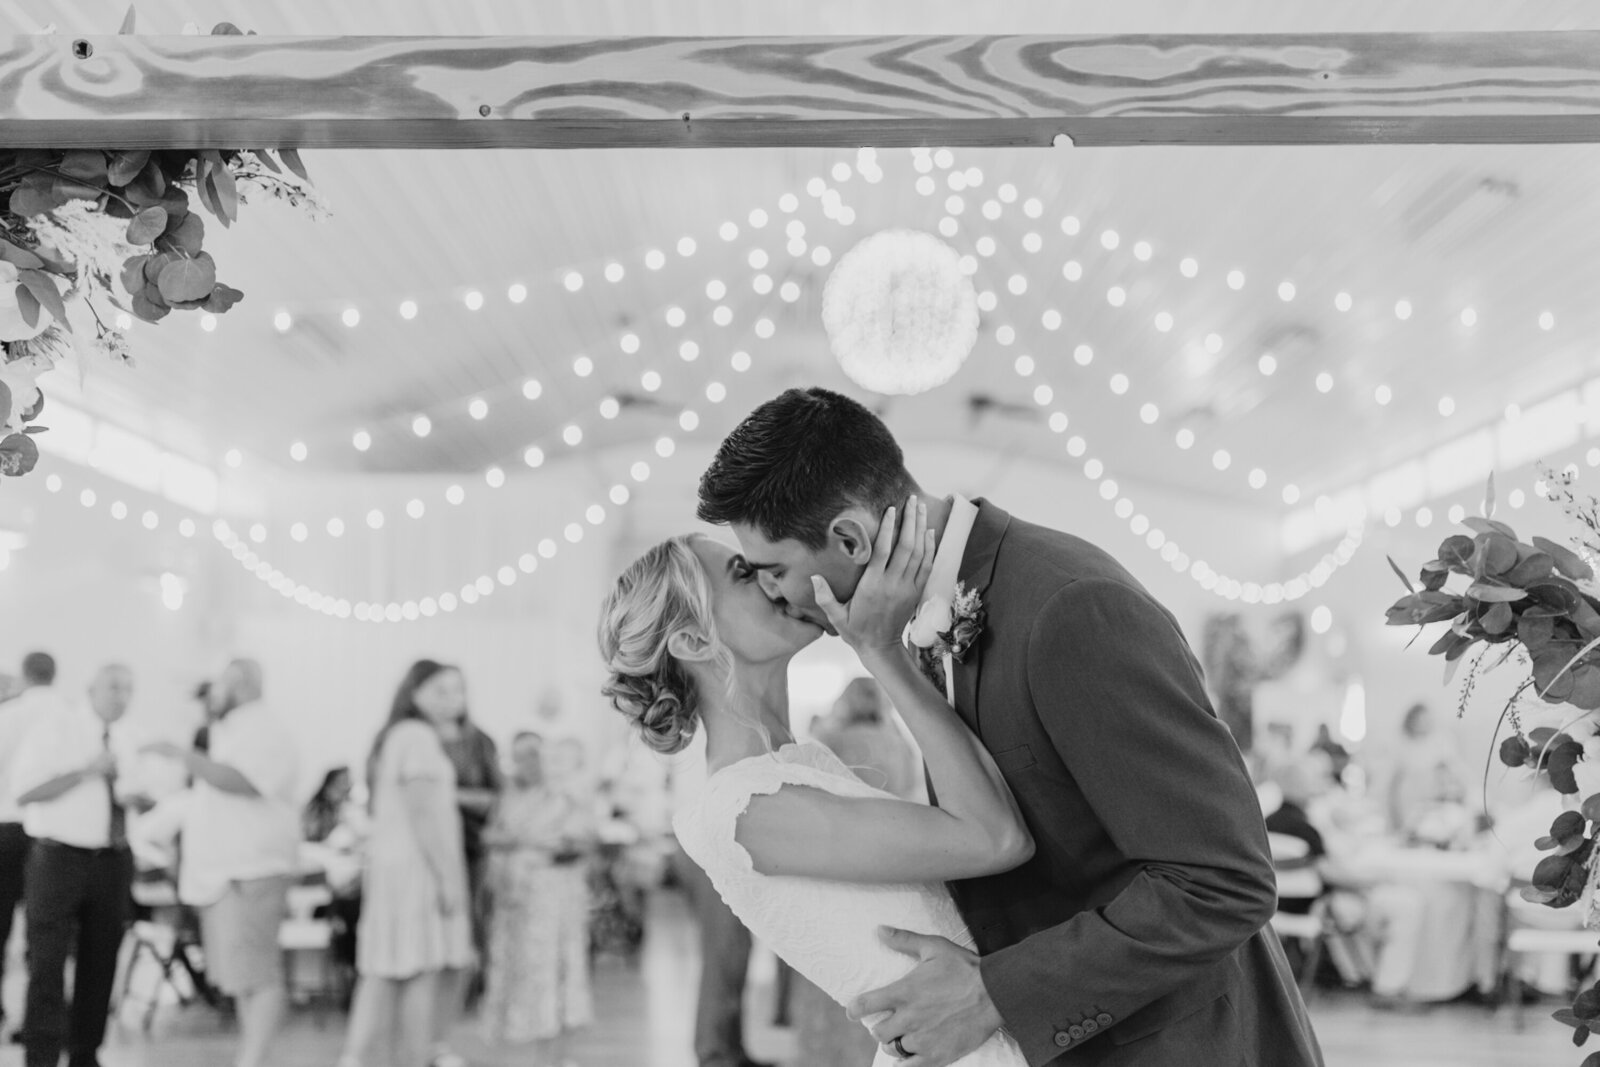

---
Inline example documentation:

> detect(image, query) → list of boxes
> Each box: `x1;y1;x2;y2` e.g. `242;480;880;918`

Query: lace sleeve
675;752;865;889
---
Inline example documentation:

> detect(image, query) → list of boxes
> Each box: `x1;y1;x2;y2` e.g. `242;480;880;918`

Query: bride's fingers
891;494;920;578
915;529;936;587
910;498;929;576
870;505;898;577
810;575;849;632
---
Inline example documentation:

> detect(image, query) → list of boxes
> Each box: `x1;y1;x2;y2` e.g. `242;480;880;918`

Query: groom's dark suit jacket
946;501;1323;1067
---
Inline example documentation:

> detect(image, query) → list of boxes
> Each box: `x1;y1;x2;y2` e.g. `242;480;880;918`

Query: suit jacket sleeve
979;577;1277;1063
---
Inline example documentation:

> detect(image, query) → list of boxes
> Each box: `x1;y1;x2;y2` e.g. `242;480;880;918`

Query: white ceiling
5;1;1600;510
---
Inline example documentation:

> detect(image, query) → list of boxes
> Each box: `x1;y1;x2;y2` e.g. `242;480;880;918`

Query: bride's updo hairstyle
599;535;730;755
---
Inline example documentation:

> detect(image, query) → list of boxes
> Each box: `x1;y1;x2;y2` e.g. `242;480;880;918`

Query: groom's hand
847;927;1003;1067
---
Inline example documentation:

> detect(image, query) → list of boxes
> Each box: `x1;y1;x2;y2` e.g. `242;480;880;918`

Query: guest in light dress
337;660;474;1067
480;733;596;1047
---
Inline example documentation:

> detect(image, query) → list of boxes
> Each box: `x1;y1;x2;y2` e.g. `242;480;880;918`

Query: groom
697;388;1322;1067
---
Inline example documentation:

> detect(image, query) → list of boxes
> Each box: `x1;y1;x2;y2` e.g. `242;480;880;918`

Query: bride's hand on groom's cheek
811;497;935;656
847;927;1004;1067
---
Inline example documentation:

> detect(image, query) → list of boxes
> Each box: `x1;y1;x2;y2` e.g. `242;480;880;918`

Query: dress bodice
674;741;1024;1067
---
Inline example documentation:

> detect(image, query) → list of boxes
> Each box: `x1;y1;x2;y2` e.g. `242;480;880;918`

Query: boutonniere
908;582;986;664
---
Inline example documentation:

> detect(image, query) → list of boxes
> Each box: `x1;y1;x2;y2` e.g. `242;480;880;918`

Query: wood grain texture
6;33;1600;148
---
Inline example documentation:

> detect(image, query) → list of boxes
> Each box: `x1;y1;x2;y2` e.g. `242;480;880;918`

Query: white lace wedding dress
674;741;1027;1067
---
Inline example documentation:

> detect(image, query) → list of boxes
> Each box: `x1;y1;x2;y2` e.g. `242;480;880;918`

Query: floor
0;892;1577;1067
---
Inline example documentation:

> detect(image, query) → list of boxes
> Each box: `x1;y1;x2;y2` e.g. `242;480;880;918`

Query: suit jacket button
1081;1019;1098;1035
1054;1031;1072;1048
1095;1012;1114;1027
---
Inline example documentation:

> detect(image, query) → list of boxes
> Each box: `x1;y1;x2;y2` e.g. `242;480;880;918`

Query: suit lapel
952;499;1009;735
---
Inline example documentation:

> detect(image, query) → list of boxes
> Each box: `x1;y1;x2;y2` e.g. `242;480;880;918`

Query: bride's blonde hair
598;535;732;755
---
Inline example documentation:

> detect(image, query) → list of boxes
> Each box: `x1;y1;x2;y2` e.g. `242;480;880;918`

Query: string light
190;195;816;616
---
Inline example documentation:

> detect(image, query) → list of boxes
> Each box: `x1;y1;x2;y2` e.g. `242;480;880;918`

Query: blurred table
1336;841;1509;892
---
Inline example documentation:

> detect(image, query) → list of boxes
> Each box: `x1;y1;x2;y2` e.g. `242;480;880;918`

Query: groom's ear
829;510;876;565
666;629;715;663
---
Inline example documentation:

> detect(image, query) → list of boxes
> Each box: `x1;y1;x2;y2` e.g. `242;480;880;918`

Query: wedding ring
890;1036;911;1058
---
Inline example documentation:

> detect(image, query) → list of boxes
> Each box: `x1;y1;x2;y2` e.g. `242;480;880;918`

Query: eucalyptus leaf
1482;600;1515;635
50;176;102;203
58;150;107;183
15;285;40;328
1439;535;1475;569
9;184;53;218
16;270;69;332
1553;810;1587;839
1571;665;1600;711
126;205;168;245
1466;583;1527;603
1507;552;1558;587
1463;516;1520;539
1387;555;1416;593
279;148;310;182
200;284;244;314
129;289;170;323
106;149;149;186
155;212;204;256
156;257;216;303
1502;734;1533;768
1536;536;1597;582
1475;533;1520;577
0;239;44;270
0;433;39;477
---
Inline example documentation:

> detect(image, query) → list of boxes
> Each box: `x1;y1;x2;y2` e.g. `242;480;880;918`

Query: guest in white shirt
0;651;63;1039
11;663;137;1067
143;658;301;1067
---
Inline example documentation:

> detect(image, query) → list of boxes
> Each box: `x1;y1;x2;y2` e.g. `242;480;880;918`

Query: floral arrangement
1386;467;1600;1058
0;15;326;480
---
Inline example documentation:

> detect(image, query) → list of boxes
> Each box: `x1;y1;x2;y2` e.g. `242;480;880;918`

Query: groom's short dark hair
698;388;913;549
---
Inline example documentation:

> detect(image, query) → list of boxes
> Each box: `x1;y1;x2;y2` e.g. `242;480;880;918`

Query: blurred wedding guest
339;660;473;1067
11;664;138;1067
812;676;922;801
481;733;597;1045
303;766;356;844
0;651;61;1039
1388;701;1470;837
302;767;367;970
788;678;923;1067
1310;723;1352;782
1265;754;1331;870
144;658;302;1067
432;672;501;1000
668;730;770;1067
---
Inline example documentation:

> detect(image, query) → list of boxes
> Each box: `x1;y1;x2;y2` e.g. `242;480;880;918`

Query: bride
598;496;1030;1067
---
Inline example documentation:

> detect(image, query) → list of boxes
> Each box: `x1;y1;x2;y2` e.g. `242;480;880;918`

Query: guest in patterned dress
337;660;474;1067
480;733;596;1047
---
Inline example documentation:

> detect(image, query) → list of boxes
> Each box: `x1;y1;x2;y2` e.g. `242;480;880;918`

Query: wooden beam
6;32;1600;149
